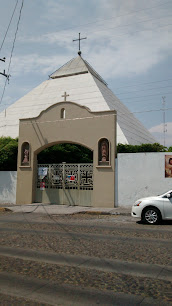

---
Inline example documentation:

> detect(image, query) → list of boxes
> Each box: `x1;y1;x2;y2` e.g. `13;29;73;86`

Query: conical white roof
0;55;155;144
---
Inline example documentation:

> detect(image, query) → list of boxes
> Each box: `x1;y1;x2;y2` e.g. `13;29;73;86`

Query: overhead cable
114;78;172;90
46;0;172;34
116;85;172;96
0;0;24;107
0;0;19;53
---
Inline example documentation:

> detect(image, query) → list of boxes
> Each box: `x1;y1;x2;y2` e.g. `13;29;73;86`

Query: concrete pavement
0;203;131;216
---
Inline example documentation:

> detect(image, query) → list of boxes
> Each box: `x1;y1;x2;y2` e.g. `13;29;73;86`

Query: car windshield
160;190;172;198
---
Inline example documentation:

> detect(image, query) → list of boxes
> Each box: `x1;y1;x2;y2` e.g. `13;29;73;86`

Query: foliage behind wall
117;143;167;153
0;137;171;170
0;137;18;171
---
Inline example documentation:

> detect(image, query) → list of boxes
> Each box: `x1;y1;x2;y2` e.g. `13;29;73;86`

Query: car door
163;192;172;219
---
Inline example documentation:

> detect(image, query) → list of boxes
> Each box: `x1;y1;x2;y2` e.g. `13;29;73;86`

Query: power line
0;57;10;80
121;92;172;100
85;13;172;36
41;20;172;59
84;22;172;60
0;0;24;110
114;78;172;90
0;119;157;144
118;97;169;104
43;16;172;48
0;0;19;53
116;85;172;96
0;90;172;111
133;107;172;113
50;0;172;35
0;106;170;145
3;21;171;90
116;124;155;143
115;106;171;140
17;1;171;51
0;107;172;128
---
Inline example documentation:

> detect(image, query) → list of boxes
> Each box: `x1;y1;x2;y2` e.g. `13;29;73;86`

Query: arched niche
98;138;110;166
60;108;66;119
21;142;30;166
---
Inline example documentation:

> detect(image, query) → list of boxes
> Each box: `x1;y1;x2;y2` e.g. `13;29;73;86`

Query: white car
131;190;172;224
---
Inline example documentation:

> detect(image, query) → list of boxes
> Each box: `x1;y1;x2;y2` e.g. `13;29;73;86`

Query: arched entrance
35;143;93;206
16;101;117;208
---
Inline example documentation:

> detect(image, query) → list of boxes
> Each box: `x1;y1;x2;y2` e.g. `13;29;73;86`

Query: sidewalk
0;203;131;216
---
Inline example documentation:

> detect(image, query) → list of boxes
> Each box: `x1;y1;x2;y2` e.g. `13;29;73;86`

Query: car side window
163;192;172;198
165;192;172;199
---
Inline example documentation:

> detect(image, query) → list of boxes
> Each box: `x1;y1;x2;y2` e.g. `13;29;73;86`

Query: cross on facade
73;33;87;56
62;92;69;102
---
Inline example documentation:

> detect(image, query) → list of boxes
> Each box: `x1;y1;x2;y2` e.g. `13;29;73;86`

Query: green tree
117;143;167;153
38;144;93;164
0;137;18;170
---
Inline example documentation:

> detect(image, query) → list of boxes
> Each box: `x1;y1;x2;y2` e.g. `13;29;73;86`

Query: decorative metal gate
35;163;93;206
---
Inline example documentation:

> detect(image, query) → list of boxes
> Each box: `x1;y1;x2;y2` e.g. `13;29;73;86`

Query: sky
0;0;172;146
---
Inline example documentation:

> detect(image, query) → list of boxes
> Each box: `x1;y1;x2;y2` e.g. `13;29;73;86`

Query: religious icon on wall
98;138;109;165
21;142;30;165
165;155;172;178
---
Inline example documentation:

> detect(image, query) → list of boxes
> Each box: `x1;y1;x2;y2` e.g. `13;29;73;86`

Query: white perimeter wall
116;152;172;207
0;171;17;204
1;153;172;207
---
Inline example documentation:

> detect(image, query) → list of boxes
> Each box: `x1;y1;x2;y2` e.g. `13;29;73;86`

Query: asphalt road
0;211;171;305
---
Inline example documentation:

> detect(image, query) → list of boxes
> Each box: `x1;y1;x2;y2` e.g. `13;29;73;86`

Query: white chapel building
0;55;155;144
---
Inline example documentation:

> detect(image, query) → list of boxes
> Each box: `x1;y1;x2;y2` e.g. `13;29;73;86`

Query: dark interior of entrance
37;143;93;164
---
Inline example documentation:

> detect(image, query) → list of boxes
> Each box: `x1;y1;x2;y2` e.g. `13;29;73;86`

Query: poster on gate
67;175;75;182
38;167;48;179
40;182;45;190
53;175;60;181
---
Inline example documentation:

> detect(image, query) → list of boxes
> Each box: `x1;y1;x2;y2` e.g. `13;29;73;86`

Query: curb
77;211;131;216
0;207;12;213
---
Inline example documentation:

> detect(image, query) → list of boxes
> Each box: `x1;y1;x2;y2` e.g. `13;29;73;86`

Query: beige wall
16;102;116;207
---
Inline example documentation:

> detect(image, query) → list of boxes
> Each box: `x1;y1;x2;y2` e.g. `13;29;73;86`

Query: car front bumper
131;206;142;218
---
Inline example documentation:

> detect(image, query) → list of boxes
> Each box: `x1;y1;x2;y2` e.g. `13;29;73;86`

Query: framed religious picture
165;155;172;178
98;138;110;166
21;142;30;166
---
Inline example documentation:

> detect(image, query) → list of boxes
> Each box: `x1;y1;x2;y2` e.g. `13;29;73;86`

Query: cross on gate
73;33;87;56
62;92;69;102
82;171;92;184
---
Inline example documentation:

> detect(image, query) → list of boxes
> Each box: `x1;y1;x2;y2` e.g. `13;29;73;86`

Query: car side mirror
167;194;171;198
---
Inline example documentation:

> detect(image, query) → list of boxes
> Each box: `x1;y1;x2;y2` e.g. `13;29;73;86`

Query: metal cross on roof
62;92;69;102
73;33;87;56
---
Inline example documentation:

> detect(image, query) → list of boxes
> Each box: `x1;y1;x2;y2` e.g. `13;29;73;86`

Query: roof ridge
82;58;107;86
49;58;75;78
49;55;107;86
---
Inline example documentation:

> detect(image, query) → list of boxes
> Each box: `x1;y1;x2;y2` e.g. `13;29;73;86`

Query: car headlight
134;201;142;206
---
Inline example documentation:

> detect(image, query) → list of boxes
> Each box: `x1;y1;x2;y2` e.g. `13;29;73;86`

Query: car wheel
142;207;161;225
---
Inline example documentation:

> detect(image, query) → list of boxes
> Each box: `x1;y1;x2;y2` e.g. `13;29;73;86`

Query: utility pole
0;69;10;81
0;57;10;81
162;96;167;147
